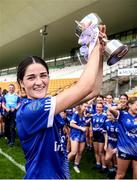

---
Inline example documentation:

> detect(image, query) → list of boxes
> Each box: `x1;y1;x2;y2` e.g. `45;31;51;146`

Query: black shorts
118;150;137;160
93;131;105;143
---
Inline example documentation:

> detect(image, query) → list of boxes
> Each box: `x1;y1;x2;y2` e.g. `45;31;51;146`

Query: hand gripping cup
75;13;128;66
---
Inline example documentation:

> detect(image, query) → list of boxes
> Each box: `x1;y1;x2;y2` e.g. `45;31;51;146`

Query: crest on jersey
27;101;43;111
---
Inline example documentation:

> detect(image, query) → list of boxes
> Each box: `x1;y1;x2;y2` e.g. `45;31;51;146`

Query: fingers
99;25;107;40
98;25;107;51
99;24;106;34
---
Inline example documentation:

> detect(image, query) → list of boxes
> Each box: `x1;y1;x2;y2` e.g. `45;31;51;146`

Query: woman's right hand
98;24;107;52
79;126;86;132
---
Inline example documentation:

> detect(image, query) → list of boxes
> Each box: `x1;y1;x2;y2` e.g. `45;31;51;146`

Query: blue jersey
103;119;118;148
86;105;94;115
66;108;74;121
3;93;20;109
85;106;93;126
70;111;86;142
16;97;70;179
92;113;107;132
55;114;68;148
117;110;137;156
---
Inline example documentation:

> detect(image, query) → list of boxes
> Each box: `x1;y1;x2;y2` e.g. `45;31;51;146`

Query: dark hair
119;93;128;100
96;95;104;99
2;89;8;95
17;56;49;88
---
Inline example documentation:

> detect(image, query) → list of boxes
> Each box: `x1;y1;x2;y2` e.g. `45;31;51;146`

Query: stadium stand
0;50;137;97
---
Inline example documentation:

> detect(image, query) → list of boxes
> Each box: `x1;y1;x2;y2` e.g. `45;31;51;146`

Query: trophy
75;13;128;66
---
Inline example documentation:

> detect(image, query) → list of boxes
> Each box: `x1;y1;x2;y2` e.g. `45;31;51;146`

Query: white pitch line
0;148;25;172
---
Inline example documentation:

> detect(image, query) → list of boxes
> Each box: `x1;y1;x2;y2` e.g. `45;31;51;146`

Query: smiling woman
15;27;106;179
17;56;49;99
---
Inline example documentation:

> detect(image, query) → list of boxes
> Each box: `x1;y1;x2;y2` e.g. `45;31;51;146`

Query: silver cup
75;13;128;66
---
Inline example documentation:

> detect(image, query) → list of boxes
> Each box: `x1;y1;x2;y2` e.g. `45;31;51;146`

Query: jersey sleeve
17;96;56;134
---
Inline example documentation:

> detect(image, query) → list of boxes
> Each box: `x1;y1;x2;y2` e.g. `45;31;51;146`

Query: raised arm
55;36;104;114
108;106;119;118
70;52;103;107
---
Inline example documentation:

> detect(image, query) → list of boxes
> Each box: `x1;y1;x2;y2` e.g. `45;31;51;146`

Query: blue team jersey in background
70;111;86;132
117;110;137;156
70;111;86;142
85;106;93;127
86;105;94;115
16;96;70;179
103;119;118;148
66;108;74;121
92;113;107;132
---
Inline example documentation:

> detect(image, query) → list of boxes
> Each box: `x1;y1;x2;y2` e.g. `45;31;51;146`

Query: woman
84;100;94;151
104;94;117;112
92;95;105;114
68;103;87;173
16;26;106;179
103;110;118;178
109;97;137;179
118;93;128;110
91;102;107;171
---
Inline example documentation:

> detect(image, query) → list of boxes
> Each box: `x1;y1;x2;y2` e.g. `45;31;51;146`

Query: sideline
0;148;25;172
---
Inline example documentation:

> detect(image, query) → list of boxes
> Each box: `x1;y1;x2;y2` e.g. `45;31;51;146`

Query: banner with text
118;68;137;76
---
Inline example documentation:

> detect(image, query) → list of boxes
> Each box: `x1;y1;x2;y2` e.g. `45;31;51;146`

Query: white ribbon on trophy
75;13;128;66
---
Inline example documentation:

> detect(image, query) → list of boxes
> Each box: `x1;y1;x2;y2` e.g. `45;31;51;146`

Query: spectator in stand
109;97;137;179
2;84;21;146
